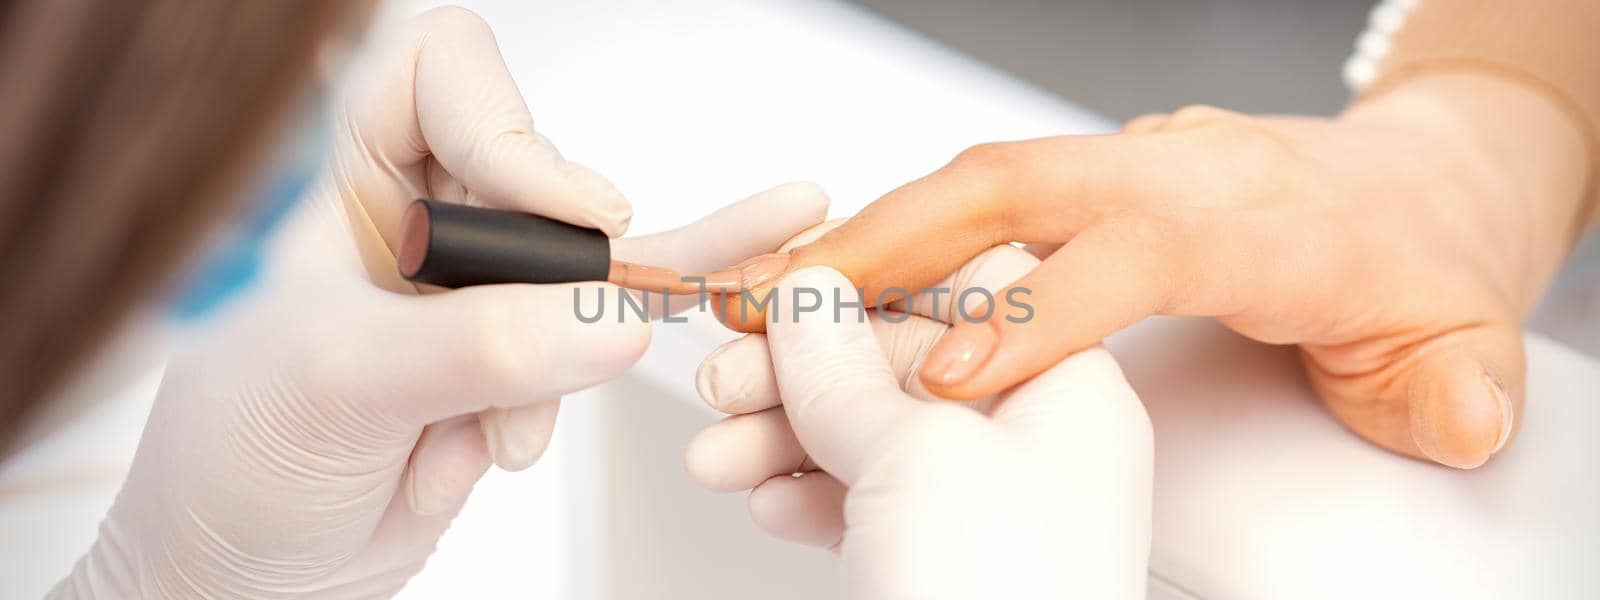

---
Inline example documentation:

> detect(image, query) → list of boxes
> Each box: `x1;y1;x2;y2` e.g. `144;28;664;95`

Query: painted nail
1485;369;1514;454
699;253;790;294
919;323;999;387
736;253;791;289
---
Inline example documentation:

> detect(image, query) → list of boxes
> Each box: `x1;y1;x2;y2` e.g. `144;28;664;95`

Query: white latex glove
50;7;829;598
329;7;632;482
685;248;1154;599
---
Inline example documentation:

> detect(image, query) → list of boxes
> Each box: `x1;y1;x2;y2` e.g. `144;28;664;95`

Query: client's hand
718;72;1596;469
687;247;1152;599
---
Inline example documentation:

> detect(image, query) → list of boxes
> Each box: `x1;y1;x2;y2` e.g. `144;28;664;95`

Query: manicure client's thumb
1406;331;1522;469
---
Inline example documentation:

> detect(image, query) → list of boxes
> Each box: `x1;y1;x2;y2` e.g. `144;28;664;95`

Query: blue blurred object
168;101;328;322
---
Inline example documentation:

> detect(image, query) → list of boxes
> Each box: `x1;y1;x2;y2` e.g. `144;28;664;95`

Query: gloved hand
51;7;828;598
685;245;1153;599
716;72;1596;469
327;6;633;482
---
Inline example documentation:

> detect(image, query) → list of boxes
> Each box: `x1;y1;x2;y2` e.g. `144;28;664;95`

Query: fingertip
481;403;559;472
565;295;653;376
696;335;780;414
710;249;848;334
747;472;847;548
683;410;804;493
682;428;733;492
713;260;816;334
762;181;831;217
917;321;1001;401
1410;359;1515;469
593;286;655;353
477;283;650;391
557;161;632;237
407;417;491;516
694;347;727;411
714;291;771;333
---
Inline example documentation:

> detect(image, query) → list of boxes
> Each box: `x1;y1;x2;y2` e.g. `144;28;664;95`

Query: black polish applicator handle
397;198;612;288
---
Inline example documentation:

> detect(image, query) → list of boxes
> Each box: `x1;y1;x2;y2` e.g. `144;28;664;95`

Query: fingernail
485;409;547;472
736;253;791;289
408;464;450;516
1413;364;1511;470
418;471;462;516
701;254;791;293
695;350;724;410
489;424;534;471
496;438;542;472
480;410;511;469
1484;369;1514;454
919;323;999;387
404;463;426;514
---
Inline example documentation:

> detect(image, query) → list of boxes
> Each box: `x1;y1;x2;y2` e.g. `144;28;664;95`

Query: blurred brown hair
0;1;373;447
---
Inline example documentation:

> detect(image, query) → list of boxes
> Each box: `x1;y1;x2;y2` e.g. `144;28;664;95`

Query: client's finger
885;244;1041;324
613;182;829;318
715;134;1195;332
916;219;1183;399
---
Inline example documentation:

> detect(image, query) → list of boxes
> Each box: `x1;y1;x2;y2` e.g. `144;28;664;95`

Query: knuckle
1165;104;1245;130
571;309;652;378
951;142;1020;173
1121;112;1170;133
614;318;654;363
1167;105;1299;165
771;180;828;204
950;142;1034;235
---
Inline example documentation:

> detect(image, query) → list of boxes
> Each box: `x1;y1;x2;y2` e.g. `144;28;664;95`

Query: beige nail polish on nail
919;324;999;386
736;253;791;289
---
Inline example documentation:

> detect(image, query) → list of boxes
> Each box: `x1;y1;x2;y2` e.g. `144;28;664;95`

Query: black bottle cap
398;199;611;288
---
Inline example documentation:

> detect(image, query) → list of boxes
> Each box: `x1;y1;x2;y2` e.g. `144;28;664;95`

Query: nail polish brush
397;199;758;294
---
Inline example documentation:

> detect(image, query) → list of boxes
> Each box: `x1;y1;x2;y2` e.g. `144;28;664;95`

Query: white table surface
3;1;1595;598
